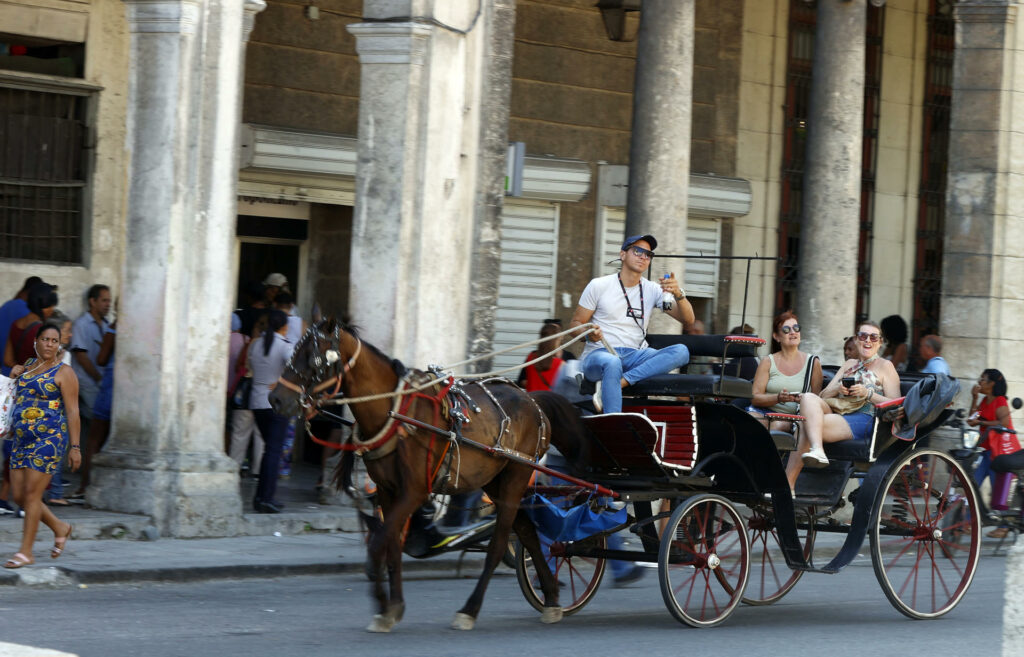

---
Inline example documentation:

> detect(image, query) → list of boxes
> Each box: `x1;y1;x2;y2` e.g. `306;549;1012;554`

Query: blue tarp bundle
522;493;626;542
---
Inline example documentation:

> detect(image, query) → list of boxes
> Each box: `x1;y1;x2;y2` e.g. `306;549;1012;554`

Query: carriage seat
584;333;764;402
764;412;804;451
622;373;752;399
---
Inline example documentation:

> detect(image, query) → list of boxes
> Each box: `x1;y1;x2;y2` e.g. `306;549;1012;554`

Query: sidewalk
0;463;490;588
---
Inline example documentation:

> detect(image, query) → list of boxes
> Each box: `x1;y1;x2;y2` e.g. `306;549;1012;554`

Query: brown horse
268;318;563;632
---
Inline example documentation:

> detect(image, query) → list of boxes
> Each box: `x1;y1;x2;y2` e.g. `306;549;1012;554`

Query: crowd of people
0;277;112;568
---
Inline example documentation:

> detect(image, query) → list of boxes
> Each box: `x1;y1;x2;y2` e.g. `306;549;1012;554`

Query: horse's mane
331;317;407;377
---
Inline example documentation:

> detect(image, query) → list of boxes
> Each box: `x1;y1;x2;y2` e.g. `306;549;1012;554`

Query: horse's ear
311;302;323;324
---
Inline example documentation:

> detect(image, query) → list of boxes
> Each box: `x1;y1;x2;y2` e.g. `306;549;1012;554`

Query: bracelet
674;292;685;301
70;445;81;450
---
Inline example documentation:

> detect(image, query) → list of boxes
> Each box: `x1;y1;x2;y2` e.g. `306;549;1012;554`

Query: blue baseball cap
621;234;658;251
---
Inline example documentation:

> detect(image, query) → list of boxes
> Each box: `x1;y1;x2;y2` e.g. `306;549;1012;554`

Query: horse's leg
452;466;536;630
365;489;393;630
511;505;563;624
367;485;427;633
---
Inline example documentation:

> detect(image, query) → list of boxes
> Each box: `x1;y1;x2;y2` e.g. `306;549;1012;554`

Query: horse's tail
529;390;591;466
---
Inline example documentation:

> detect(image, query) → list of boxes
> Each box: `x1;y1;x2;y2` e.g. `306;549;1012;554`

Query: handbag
824;393;870;415
988;428;1023;459
231;376;253;410
0;374;17;439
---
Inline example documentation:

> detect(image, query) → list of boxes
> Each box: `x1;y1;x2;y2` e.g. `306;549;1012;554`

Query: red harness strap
307;376;456;455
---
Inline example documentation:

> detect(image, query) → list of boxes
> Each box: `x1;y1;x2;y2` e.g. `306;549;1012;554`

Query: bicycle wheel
869;449;981;619
658;494;750;627
739;502;816;605
515;535;607;615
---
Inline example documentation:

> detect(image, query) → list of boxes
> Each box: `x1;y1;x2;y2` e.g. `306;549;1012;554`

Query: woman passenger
785;321;901;491
749;311;822;432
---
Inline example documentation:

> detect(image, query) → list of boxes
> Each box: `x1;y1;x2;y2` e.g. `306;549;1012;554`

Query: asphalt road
0;551;1007;657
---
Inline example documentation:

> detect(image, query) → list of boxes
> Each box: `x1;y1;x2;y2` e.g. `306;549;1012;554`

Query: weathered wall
307;203;353;318
0;0;129;319
510;0;743;323
243;0;361;134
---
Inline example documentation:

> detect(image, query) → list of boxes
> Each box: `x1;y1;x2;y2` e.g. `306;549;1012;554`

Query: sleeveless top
765;353;812;414
12;359;68;443
845;357;883;416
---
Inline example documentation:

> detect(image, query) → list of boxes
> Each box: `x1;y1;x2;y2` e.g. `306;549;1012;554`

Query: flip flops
51;523;72;559
3;552;33;569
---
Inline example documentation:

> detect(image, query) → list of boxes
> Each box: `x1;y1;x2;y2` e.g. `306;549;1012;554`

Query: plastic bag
522;493;626;542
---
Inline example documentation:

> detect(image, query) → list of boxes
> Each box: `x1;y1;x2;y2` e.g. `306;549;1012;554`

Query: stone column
625;0;694;333
89;0;261;537
945;6;1024;646
347;2;488;366
466;0;515;372
795;0;866;364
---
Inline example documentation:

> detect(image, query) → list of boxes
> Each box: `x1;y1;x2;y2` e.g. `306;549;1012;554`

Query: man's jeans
582;345;690;413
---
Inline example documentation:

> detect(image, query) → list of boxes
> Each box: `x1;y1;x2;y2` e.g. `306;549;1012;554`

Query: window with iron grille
912;0;953;345
0;79;91;264
777;0;884;320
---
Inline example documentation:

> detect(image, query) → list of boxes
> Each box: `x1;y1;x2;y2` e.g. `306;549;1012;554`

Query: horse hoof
451;612;476;631
540;606;564;624
366;614;395;633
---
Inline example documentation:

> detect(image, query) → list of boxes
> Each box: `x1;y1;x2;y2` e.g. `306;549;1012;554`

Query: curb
0;555;494;588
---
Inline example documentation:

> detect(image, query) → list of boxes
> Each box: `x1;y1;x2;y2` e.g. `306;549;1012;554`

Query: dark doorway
236;242;300;308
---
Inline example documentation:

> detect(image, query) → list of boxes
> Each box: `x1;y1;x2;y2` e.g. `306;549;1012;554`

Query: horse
268;318;564;632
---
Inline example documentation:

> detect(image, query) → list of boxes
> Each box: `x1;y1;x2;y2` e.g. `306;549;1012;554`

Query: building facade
0;0;1020;534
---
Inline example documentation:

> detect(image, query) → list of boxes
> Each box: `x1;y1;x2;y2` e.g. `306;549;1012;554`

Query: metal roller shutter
493;200;560;372
596;208;720;298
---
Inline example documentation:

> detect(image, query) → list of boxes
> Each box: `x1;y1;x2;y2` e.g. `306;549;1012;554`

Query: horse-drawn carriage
269;320;979;631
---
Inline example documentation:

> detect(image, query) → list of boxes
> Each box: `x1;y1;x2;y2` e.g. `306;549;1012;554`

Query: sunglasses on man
628;246;654;259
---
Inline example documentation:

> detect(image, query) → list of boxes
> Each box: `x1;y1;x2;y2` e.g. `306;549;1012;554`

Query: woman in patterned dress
3;323;81;569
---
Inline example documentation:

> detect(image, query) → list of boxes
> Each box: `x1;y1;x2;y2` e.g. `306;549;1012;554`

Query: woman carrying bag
3;322;81;569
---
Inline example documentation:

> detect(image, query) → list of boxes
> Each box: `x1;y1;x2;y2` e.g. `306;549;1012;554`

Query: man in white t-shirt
569;234;694;413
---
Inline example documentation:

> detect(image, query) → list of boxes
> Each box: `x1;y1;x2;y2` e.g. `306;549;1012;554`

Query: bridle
276;323;361;417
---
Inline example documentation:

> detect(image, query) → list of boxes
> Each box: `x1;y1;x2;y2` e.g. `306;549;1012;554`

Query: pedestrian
274;291;306;346
0;276;43;376
516;322;566;392
3;322;81;569
880;314;909;373
228;312;264;478
3;283;58;370
248;310;292;513
918;334;950;375
569;234;694;413
72;316;115;499
261;273;289;307
70;285;111;424
42;311;74;506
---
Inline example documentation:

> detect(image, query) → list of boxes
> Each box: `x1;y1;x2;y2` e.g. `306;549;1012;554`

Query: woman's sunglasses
857;331;881;343
780;325;800;334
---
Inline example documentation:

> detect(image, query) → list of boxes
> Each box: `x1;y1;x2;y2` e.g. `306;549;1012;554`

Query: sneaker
0;500;13;515
592;380;603;413
613;565;645;588
801;448;829;468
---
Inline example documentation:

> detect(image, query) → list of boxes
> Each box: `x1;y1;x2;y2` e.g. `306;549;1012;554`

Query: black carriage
514;332;980;627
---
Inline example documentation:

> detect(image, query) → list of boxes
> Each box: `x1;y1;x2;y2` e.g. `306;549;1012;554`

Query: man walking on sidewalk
569;234;694;413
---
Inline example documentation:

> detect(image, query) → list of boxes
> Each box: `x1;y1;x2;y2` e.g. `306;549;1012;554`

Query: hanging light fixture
595;0;641;42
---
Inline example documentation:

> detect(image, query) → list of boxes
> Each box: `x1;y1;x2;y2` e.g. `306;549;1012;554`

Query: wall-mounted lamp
595;0;641;42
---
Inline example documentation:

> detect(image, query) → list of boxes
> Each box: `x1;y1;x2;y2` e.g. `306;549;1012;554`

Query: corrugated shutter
597;208;720;298
493;201;560;372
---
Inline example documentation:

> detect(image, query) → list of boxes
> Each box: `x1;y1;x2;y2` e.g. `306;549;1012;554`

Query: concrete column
626;0;693;255
940;8;1024;648
795;0;866;364
90;0;261;537
347;2;488;366
625;0;694;333
466;0;515;372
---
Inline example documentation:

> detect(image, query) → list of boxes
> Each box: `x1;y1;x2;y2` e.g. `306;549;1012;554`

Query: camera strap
617;273;645;332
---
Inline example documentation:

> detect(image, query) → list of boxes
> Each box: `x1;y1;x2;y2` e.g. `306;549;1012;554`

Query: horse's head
269;317;354;417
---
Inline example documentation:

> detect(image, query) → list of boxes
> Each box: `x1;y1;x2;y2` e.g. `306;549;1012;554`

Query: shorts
843;412;874;442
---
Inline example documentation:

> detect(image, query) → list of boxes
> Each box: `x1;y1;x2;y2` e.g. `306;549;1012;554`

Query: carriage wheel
658;494;750;627
738;502;816;605
869;449;981;619
515;535;607;616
